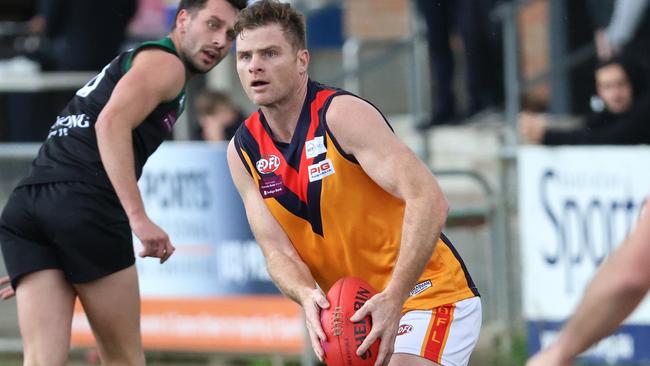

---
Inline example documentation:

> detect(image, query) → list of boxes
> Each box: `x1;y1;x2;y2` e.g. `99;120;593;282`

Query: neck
261;76;309;143
169;32;181;52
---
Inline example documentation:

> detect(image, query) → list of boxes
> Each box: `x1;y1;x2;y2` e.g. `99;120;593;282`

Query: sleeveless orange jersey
233;80;478;312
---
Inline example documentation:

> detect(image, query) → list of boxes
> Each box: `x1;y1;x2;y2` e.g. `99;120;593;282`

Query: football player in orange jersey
227;1;481;365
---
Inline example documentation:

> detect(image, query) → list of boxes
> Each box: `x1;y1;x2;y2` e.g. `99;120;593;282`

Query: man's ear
175;9;191;33
297;49;310;75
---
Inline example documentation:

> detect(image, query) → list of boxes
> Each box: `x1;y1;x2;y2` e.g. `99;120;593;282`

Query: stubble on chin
178;51;209;75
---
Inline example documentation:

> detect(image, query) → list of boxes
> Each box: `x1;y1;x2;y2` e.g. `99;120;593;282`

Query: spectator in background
194;89;245;142
588;0;650;66
519;59;650;145
126;0;168;46
29;0;137;71
415;0;503;128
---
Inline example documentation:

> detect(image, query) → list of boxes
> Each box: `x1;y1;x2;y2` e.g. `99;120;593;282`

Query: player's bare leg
389;353;441;366
16;269;76;366
74;265;145;366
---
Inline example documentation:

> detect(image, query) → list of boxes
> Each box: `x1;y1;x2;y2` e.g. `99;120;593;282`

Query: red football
320;277;380;366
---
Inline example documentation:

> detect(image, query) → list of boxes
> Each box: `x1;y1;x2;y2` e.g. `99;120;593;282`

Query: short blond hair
234;0;306;50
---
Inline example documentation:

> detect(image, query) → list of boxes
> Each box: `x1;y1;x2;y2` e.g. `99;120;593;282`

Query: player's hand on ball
0;276;15;300
130;215;175;264
350;291;402;366
301;287;330;362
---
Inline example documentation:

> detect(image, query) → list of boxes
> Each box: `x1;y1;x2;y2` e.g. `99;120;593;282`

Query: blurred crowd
415;0;504;128
0;0;649;145
516;0;650;145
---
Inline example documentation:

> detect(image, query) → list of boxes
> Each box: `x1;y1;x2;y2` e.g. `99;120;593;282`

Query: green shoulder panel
123;37;179;73
122;37;186;110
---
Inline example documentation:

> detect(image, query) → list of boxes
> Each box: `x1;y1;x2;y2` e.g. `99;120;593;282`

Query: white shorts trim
393;297;482;366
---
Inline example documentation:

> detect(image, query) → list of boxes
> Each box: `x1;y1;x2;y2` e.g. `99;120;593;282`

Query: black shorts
0;182;135;289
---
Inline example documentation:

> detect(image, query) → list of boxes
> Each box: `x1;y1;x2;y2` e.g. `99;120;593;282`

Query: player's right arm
226;140;329;361
527;201;650;365
95;49;184;264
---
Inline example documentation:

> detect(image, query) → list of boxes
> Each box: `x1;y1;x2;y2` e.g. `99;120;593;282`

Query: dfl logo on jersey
256;154;281;174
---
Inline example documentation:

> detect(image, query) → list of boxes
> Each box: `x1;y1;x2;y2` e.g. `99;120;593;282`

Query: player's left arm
226;140;329;362
527;200;650;366
326;95;449;365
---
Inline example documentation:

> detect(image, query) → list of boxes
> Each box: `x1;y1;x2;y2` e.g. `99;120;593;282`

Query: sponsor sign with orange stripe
71;296;303;353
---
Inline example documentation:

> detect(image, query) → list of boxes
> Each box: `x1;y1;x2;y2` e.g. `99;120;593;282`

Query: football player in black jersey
0;1;245;365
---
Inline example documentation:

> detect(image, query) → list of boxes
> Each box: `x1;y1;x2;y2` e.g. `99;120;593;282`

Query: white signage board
519;146;650;363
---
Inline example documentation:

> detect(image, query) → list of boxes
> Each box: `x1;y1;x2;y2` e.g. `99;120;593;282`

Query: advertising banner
520;146;650;364
71;143;303;353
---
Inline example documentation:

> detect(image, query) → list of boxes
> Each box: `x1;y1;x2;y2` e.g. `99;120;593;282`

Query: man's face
596;63;633;114
176;0;238;74
235;24;309;106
